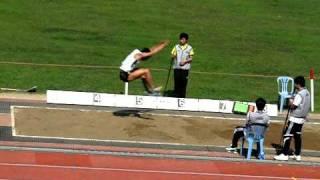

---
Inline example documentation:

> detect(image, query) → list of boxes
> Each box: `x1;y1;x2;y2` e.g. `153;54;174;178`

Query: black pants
174;69;189;98
119;70;129;82
282;121;303;155
231;126;245;148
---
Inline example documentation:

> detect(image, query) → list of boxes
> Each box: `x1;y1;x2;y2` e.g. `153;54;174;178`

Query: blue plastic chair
277;76;294;113
241;124;267;160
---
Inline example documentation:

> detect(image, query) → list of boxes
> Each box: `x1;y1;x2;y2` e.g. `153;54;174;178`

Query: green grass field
0;0;319;111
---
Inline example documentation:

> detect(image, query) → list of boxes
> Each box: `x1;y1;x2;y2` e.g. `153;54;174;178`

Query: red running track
0;150;319;180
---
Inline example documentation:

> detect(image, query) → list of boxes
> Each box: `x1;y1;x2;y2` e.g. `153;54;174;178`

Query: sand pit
12;106;320;151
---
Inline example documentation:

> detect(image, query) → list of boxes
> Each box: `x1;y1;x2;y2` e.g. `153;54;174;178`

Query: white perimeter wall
47;90;278;116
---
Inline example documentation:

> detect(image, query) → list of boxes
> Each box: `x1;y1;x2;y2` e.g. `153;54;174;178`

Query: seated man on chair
226;98;270;152
119;40;170;95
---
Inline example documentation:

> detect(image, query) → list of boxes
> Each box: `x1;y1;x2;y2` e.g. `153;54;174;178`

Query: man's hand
161;40;170;46
288;98;298;110
179;56;193;66
179;60;186;66
137;40;170;60
289;98;294;106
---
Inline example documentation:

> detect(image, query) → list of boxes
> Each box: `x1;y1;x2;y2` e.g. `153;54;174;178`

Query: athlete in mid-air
119;40;170;95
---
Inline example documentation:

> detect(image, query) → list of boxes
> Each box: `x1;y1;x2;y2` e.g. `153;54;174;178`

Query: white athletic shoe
274;154;289;161
289;155;301;161
225;146;237;152
153;86;162;92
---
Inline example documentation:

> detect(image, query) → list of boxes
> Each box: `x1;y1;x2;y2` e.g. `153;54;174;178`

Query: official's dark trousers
282;121;303;155
231;127;245;148
174;69;189;98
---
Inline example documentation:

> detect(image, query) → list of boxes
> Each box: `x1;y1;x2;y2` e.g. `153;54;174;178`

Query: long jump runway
0;149;319;180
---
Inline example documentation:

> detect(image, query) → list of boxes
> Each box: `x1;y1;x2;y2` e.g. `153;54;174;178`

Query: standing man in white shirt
171;33;194;98
120;40;169;95
274;76;311;161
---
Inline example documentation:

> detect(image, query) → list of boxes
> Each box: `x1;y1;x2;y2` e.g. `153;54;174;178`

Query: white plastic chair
277;76;294;113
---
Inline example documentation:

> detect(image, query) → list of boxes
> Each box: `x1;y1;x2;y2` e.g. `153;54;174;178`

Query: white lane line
0;162;313;179
13;134;191;146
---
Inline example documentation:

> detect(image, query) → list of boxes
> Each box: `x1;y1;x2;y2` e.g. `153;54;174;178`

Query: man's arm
289;94;302;110
179;48;194;66
171;46;177;60
266;116;271;126
135;40;170;60
245;112;251;126
149;40;170;52
180;55;193;66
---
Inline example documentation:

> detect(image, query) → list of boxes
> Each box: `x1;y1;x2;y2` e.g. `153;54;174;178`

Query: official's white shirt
120;49;141;72
289;94;305;124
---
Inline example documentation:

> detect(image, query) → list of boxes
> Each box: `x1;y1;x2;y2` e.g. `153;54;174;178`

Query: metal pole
125;82;129;95
163;59;174;96
280;107;291;147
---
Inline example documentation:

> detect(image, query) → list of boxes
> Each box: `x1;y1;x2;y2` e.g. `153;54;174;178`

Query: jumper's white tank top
120;49;141;72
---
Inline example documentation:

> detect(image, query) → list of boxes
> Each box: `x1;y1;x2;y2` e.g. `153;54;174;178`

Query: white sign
176;98;199;111
218;100;235;114
46;90;278;116
92;93;116;106
156;97;178;110
265;104;278;117
114;95;137;108
247;102;278;117
134;96;158;109
47;90;92;106
198;99;220;112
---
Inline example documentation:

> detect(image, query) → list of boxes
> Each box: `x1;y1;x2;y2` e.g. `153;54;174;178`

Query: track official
171;33;194;98
274;76;311;161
